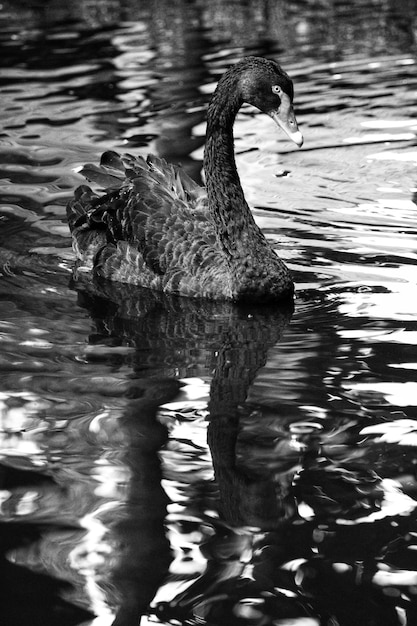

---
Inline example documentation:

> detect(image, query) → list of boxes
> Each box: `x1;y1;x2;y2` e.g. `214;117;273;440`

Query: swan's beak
270;94;303;148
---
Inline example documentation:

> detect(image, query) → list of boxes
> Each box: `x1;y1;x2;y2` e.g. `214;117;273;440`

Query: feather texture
67;57;301;303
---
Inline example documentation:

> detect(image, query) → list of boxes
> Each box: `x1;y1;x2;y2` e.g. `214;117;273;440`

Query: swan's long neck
203;83;267;261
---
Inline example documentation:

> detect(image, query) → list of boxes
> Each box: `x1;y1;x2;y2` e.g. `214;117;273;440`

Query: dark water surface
1;1;417;625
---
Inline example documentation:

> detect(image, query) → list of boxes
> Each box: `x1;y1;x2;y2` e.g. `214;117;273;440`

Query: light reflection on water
1;0;417;624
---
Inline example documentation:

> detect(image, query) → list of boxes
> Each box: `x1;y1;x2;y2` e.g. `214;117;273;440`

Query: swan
67;57;303;303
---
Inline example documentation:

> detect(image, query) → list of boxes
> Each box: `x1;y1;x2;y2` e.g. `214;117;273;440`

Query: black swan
67;57;303;303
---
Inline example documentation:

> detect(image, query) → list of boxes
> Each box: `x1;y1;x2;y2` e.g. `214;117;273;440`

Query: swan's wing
67;151;215;277
75;150;204;204
121;152;204;204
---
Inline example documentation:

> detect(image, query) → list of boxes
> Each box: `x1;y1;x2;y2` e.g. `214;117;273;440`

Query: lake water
1;1;417;625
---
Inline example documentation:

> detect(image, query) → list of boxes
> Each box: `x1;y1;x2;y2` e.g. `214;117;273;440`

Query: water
1;1;417;624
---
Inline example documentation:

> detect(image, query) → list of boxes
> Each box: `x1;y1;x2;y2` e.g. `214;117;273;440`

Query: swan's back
67;151;233;298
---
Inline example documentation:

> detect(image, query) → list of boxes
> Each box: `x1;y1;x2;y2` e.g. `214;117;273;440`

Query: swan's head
237;57;303;147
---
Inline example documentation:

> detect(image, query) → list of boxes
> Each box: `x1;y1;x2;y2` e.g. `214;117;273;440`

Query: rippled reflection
1;0;417;624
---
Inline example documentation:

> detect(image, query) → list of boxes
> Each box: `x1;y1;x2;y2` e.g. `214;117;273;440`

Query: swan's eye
272;85;282;96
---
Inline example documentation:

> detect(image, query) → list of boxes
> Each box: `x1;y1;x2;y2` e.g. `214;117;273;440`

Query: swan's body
67;57;302;303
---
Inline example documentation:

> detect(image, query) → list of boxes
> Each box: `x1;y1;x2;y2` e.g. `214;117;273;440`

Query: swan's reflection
75;278;417;626
74;276;293;625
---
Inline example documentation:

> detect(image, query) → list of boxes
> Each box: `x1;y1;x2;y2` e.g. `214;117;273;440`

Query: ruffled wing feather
67;151;229;297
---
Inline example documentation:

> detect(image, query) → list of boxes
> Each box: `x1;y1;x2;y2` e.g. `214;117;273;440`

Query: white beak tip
289;131;304;148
